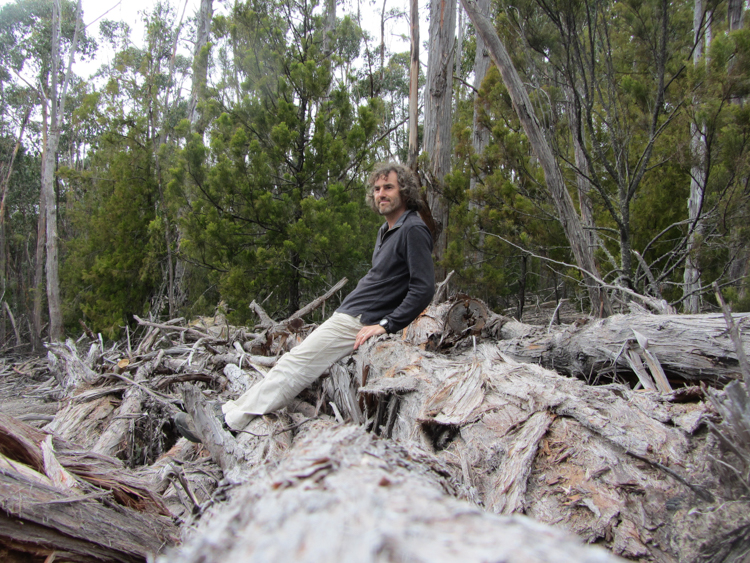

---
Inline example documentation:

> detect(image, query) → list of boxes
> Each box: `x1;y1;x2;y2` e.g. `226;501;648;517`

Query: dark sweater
337;210;435;332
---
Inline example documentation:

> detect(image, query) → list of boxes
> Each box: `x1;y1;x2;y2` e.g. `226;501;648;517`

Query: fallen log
491;312;750;385
160;424;621;563
19;295;750;562
0;415;177;561
351;337;741;561
407;300;750;385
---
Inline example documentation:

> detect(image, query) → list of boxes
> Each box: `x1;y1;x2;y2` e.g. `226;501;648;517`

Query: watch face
380;319;388;327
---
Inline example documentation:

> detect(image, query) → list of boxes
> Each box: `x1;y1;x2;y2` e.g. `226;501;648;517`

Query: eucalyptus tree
0;0;94;345
424;0;457;279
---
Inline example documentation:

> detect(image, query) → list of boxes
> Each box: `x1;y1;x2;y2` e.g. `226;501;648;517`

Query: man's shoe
174;401;225;444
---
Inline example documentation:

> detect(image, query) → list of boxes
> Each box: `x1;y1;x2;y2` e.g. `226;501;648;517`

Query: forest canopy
0;0;748;345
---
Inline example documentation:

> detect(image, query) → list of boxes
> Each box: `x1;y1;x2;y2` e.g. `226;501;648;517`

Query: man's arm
383;223;435;332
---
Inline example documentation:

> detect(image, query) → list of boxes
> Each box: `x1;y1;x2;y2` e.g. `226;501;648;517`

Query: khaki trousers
222;312;363;430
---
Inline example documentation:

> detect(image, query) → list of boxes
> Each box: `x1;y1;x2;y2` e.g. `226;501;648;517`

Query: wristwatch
379;318;390;333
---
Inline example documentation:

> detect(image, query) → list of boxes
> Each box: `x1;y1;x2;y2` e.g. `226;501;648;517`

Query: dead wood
0;414;177;561
8;292;750;562
352;338;739;561
714;282;750;387
489;312;750;385
160;424;621;563
408;299;749;385
243;277;348;355
93;350;169;457
46;339;101;391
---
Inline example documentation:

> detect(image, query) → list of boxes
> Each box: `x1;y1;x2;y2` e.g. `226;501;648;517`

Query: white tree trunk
683;0;708;313
43;0;83;342
188;0;213;132
408;0;420;169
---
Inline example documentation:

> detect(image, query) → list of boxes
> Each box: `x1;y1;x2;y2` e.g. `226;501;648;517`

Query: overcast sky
0;0;418;80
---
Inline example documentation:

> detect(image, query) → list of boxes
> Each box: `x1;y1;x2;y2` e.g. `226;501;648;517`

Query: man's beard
378;199;398;215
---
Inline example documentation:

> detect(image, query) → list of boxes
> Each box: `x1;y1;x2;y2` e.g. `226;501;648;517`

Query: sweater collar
381;209;413;234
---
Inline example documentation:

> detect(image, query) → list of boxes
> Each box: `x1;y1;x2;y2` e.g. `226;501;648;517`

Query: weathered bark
352;338;735;561
461;0;611;316
0;414;177;562
16;297;750;562
489;312;750;385
684;0;709;313
407;0;420;170
161;424;620;563
93;352;165;457
46;338;101;392
404;300;750;385
424;0;457;278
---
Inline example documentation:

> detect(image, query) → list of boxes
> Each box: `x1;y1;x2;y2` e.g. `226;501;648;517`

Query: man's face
373;171;406;218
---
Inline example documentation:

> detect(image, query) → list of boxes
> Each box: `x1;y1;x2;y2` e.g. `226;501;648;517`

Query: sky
0;0;419;80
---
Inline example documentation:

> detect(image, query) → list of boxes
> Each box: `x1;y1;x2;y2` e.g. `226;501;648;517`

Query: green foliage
170;0;383;323
448;0;750;313
62;124;165;338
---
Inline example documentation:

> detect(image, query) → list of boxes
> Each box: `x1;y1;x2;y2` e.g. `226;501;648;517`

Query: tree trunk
468;0;491;262
42;0;83;342
155;10;189;319
33;160;46;350
188;0;213;135
728;0;744;31
424;0;457;280
488;311;748;385
461;0;612;316
683;0;709;313
42;0;64;342
454;2;465;110
162;423;622;563
407;0;420;170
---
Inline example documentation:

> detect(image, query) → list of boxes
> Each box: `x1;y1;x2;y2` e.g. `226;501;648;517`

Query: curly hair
365;162;423;214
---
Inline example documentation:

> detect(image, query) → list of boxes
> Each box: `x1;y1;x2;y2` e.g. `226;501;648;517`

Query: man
177;163;434;438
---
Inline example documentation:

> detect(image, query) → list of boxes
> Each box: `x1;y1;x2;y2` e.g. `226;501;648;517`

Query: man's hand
353;324;386;350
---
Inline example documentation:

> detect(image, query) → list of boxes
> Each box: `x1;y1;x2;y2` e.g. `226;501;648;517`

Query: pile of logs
1;283;749;562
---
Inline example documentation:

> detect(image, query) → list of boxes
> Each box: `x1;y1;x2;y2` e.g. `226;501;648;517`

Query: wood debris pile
1;286;749;562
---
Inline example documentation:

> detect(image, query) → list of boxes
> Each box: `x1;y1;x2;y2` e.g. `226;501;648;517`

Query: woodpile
1;286;749;562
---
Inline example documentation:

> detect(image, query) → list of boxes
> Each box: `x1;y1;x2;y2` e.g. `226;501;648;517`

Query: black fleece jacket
337;209;435;332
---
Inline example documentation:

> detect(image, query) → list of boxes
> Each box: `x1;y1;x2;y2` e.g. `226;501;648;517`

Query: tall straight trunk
683;0;708;313
41;0;83;342
42;0;64;342
33;143;47;350
461;0;611;316
188;0;213;134
379;0;387;83
454;4;465;111
468;0;491;261
158;9;191;319
407;0;420;170
424;0;457;280
728;0;744;31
